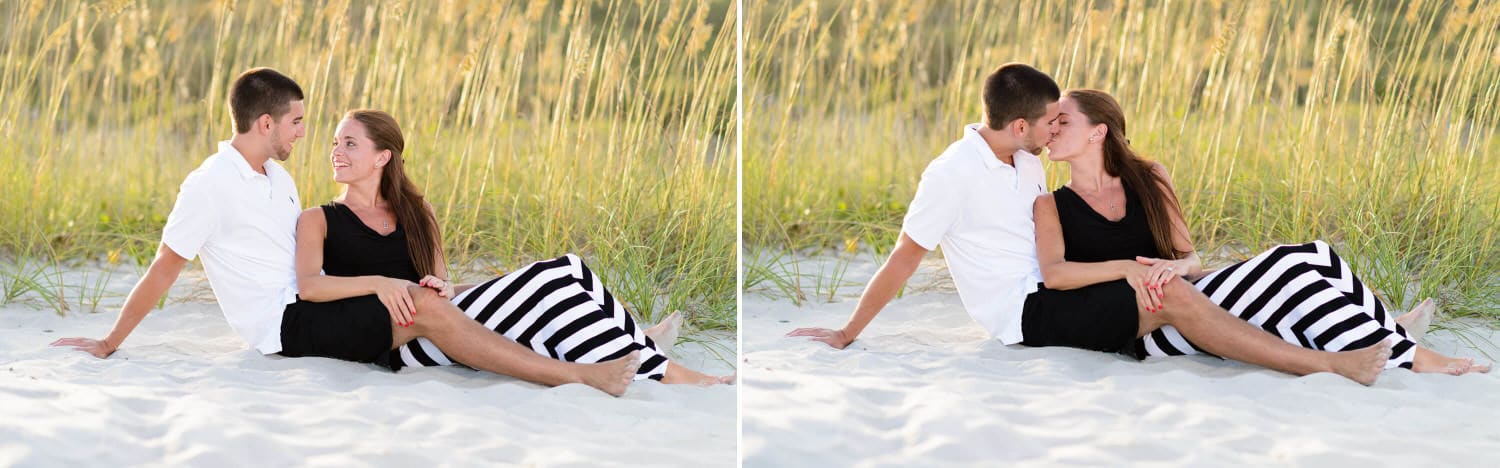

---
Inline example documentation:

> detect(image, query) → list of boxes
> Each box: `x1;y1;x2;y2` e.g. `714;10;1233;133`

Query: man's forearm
103;261;183;349
841;254;923;340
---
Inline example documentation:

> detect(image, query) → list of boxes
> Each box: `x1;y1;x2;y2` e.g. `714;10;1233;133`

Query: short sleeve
900;164;962;250
161;170;221;260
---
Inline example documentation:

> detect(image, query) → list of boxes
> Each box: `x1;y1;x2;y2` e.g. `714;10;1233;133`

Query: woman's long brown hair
1066;90;1188;260
346;109;443;278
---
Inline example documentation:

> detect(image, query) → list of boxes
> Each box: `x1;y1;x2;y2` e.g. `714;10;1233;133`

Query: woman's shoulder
295;206;328;237
1148;161;1171;180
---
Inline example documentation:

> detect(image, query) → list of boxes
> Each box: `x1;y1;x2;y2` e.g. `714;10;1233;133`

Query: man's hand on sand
50;337;115;359
787;327;853;349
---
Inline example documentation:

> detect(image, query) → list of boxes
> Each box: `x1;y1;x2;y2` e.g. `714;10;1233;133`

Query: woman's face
1044;97;1103;162
330;118;387;185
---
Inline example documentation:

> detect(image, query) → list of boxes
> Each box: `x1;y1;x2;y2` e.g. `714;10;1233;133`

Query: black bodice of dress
1053;185;1159;262
318;202;421;283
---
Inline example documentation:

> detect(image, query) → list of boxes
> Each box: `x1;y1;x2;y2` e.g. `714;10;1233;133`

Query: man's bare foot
580;351;640;397
644;311;683;355
1328;340;1390;386
660;361;732;386
1395;298;1435;344
1412;346;1492;375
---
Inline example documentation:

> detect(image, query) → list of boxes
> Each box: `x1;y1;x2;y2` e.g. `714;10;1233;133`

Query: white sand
743;253;1500;467
0;265;735;467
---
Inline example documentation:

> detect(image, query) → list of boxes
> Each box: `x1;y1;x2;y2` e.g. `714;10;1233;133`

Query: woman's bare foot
660;361;733;386
1328;340;1390;386
579;351;640;396
644;311;684;355
1412;346;1492;375
1395;298;1435;344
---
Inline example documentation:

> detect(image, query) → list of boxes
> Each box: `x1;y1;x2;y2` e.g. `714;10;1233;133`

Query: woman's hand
787;327;854;349
373;277;418;327
1135;256;1188;288
419;275;455;299
1122;262;1166;313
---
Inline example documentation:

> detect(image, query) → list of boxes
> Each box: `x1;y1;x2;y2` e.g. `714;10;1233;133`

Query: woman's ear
376;149;391;168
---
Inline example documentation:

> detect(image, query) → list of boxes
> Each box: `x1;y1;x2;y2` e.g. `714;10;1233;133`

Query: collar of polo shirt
964;124;1030;171
220;141;267;180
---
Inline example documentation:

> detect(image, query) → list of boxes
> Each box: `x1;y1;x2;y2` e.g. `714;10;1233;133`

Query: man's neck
227;135;271;175
975;127;1019;166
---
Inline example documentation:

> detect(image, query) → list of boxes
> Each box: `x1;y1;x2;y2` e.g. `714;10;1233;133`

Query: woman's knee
1159;277;1207;315
406;285;459;319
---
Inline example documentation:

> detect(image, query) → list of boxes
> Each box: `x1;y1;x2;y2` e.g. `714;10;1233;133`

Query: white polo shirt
901;123;1047;344
161;141;302;354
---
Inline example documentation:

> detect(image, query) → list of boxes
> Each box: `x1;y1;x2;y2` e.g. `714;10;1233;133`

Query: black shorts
1020;280;1144;359
279;294;401;370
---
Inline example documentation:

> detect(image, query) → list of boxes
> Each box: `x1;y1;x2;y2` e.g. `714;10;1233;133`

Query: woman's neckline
331;201;400;238
1059;185;1131;224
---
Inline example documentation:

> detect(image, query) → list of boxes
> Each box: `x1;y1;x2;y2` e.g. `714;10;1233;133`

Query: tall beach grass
746;0;1500;326
0;0;737;331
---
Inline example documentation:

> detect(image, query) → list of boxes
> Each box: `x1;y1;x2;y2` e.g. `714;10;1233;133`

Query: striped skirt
391;253;669;380
1133;240;1416;369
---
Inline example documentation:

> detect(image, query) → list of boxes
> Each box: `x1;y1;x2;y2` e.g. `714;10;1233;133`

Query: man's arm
787;232;929;349
49;243;189;358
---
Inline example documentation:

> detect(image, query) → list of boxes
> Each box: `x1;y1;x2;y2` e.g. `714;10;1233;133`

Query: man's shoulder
922;139;982;178
179;153;237;193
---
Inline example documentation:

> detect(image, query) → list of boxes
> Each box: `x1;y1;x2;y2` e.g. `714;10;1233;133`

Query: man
788;63;1387;385
52;68;637;396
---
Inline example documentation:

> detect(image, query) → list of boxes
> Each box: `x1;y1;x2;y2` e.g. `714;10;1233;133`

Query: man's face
1021;101;1061;154
268;100;306;161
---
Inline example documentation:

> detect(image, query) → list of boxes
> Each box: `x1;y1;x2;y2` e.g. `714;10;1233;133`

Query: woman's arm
1036;194;1166;311
416;202;473;297
1136;163;1205;284
1033;194;1145;290
294;208;418;325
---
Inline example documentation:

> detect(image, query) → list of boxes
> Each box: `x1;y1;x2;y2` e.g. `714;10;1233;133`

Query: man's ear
1008;118;1029;139
257;114;275;135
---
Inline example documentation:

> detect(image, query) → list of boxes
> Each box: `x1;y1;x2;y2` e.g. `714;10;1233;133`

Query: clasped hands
376;274;455;328
1129;256;1189;313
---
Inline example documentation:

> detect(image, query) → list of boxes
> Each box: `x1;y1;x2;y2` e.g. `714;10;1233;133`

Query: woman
293;109;730;386
1029;89;1487;375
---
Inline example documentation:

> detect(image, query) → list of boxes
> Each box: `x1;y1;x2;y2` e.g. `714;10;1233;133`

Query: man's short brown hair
228;68;304;134
982;63;1060;130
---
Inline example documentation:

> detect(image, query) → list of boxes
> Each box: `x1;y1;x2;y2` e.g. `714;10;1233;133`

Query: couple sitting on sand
790;63;1488;384
52;68;731;395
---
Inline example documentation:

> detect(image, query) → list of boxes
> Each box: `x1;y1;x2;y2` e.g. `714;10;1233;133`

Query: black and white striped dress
1134;240;1416;369
393;254;670;380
